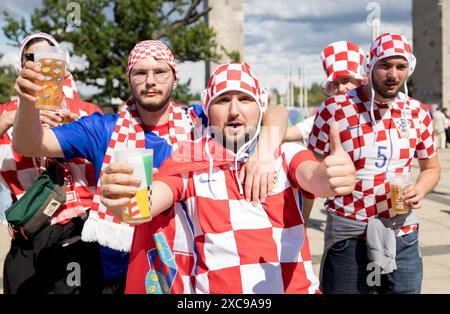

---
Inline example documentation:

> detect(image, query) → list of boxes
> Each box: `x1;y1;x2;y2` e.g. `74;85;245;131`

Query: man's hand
0;110;16;129
322;123;356;196
56;109;79;124
15;61;45;105
100;162;141;220
15;61;71;106
239;151;276;205
402;184;425;209
40;110;63;128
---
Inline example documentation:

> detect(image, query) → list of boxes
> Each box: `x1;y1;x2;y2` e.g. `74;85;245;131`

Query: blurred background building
413;0;450;110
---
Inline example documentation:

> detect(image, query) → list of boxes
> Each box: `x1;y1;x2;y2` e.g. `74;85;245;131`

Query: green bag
6;160;66;237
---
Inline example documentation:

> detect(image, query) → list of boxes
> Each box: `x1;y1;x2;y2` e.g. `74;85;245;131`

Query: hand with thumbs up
322;123;356;196
295;123;356;198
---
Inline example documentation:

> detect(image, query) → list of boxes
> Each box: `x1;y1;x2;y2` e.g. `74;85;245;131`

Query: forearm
12;101;44;156
296;161;335;198
151;181;176;217
0;115;13;137
415;168;441;196
257;105;288;155
284;125;303;142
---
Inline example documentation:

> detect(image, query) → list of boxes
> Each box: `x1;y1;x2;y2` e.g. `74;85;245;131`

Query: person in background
285;41;367;223
0;32;103;294
309;33;441;294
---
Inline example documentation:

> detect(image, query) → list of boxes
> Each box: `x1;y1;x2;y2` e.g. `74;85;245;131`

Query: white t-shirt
295;115;316;146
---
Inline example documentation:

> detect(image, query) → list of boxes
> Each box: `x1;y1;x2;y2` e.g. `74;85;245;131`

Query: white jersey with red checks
157;143;320;294
0;97;101;224
308;87;436;235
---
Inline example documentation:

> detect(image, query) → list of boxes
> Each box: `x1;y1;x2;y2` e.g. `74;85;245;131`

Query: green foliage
172;79;201;105
0;54;16;103
306;83;327;107
2;0;218;102
221;47;241;63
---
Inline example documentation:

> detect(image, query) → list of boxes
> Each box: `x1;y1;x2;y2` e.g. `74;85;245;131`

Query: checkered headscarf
320;41;366;92
366;33;416;139
202;63;265;116
367;33;416;78
126;40;178;81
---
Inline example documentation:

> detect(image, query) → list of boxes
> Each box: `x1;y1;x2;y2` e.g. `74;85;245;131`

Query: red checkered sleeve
155;173;185;203
308;98;336;157
416;102;437;160
288;150;317;197
282;143;317;199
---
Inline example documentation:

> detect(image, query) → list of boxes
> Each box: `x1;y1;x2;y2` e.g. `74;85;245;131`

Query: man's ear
260;87;269;113
408;55;416;76
201;89;208;116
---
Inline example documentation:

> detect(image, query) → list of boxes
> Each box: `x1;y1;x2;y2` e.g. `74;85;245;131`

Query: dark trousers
3;217;104;294
322;230;423;294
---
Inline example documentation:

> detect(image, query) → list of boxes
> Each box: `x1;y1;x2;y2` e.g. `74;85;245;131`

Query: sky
0;0;412;97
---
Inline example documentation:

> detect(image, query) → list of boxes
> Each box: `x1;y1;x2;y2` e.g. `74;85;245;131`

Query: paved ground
1;149;449;294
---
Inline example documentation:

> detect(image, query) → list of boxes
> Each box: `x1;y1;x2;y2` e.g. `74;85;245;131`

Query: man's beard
373;78;404;100
134;90;172;112
212;127;256;153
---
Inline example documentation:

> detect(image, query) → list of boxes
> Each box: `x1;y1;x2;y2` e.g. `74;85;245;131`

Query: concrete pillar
442;0;450;110
205;0;245;84
412;0;442;106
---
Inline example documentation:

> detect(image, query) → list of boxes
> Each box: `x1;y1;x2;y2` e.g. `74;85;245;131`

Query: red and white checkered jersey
157;143;320;294
0;96;101;224
308;87;436;234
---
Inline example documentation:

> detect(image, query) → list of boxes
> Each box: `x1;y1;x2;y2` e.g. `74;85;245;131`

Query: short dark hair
22;38;55;64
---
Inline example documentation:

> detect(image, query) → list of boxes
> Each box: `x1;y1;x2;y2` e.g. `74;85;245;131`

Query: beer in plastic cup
33;46;67;110
388;172;411;214
114;149;153;224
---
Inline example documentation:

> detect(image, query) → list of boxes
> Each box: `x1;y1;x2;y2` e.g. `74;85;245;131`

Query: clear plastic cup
114;149;153;224
33;46;67;110
388;172;411;214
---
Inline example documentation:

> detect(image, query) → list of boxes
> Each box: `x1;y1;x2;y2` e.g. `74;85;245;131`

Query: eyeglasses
23;53;34;62
131;68;172;84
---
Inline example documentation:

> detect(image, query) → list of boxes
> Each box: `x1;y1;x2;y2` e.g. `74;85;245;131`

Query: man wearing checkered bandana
13;39;290;293
100;62;357;294
309;33;441;294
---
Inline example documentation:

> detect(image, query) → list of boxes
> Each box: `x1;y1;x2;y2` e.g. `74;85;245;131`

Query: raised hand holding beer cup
15;46;72;125
33;45;67;110
100;149;154;224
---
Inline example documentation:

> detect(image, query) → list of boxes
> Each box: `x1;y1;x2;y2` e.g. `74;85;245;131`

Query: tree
0;53;16;103
306;83;327;107
172;79;201;106
3;0;219;103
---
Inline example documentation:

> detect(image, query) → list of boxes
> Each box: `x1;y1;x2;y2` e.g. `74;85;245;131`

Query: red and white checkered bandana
367;33;416;76
16;32;73;75
126;40;178;81
202;63;264;116
320;41;366;89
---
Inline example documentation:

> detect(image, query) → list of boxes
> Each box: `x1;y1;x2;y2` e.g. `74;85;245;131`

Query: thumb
329;123;343;154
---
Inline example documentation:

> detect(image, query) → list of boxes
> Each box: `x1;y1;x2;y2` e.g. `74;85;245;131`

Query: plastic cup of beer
114;149;153;224
33;46;67;110
388;172;411;214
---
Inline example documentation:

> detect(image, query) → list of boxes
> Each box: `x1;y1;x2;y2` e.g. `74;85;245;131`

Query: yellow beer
115;149;153;224
388;172;411;215
34;46;67;110
390;184;409;214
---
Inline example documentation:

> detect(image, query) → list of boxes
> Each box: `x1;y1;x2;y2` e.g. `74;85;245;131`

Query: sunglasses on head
23;53;34;62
